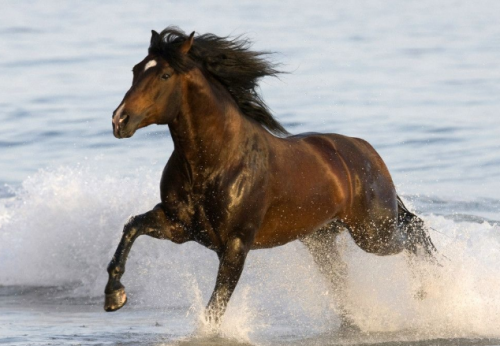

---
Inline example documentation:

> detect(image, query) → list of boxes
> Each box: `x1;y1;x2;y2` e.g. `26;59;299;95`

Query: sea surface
1;1;500;345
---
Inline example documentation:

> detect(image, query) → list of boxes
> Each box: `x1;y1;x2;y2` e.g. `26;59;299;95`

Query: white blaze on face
144;59;157;72
113;102;126;125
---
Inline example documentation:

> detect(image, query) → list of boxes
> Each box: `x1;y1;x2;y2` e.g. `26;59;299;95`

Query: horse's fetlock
107;263;123;276
106;259;116;273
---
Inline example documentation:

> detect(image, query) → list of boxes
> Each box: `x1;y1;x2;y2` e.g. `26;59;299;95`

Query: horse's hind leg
104;205;190;312
300;222;357;331
397;196;437;260
397;196;438;299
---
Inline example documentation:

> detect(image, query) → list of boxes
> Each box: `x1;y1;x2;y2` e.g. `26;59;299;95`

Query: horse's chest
186;166;265;252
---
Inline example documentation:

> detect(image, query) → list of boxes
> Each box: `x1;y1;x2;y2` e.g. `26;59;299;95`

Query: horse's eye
161;73;171;80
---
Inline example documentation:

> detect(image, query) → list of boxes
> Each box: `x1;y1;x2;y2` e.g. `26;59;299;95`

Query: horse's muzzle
112;113;130;138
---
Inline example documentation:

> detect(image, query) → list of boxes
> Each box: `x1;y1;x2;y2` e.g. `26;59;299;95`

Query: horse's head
112;30;194;138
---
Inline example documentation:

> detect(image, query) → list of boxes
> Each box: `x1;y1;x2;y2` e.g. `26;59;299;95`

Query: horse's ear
150;30;160;48
180;31;195;54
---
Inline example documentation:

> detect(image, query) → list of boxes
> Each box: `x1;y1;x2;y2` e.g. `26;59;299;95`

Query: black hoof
104;287;127;312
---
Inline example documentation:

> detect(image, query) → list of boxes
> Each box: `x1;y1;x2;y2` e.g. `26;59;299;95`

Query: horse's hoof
104;288;127;312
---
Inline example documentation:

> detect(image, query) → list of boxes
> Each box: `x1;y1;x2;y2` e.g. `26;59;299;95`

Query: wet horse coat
104;28;436;326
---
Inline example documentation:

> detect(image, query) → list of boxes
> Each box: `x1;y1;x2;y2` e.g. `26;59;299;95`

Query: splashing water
1;165;500;343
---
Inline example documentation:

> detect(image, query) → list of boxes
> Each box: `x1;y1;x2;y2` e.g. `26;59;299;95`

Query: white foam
1;165;500;341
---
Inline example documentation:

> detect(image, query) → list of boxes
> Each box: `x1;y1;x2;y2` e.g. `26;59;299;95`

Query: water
1;1;500;345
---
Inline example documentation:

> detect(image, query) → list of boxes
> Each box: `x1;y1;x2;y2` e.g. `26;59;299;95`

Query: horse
104;27;437;328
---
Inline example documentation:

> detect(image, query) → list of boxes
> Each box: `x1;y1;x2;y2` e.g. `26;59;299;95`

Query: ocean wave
1;166;500;340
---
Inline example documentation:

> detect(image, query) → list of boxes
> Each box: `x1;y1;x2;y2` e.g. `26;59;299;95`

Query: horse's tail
397;195;438;260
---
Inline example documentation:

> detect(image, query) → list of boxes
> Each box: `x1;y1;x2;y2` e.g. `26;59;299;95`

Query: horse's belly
251;206;335;249
252;227;314;249
251;160;349;248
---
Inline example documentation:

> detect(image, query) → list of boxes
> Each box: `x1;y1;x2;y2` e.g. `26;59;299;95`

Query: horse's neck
168;70;251;168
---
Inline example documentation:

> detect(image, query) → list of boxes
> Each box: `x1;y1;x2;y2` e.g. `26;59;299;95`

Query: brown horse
104;27;436;328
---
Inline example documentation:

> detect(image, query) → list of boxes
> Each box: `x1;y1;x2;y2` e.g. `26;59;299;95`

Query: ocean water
1;1;500;345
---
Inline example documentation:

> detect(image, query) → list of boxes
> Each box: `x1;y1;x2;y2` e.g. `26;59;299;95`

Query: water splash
1;166;500;343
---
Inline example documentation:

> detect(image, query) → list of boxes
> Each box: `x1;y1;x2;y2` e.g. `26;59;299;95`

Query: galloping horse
104;27;436;327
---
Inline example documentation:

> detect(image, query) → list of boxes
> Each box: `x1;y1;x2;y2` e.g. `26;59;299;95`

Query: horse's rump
253;132;398;249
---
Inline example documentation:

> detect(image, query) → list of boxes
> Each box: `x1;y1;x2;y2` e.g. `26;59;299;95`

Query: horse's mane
149;27;289;136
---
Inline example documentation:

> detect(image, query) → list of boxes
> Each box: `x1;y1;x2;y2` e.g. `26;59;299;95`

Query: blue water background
1;1;499;211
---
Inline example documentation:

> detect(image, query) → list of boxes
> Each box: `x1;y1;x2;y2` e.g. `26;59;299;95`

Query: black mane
149;27;288;136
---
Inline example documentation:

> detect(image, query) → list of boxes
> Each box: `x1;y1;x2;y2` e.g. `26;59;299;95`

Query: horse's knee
135;208;191;243
124;215;142;236
123;213;155;242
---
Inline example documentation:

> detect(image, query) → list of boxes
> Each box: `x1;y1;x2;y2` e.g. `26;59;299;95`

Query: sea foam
1;165;499;341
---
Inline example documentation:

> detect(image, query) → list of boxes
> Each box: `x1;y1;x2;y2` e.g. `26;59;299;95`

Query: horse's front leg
205;236;251;327
104;204;189;312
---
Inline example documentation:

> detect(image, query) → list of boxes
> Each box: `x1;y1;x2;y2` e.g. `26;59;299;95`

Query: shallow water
1;1;500;345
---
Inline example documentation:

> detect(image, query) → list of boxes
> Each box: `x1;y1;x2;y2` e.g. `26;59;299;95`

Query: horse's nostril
120;114;129;125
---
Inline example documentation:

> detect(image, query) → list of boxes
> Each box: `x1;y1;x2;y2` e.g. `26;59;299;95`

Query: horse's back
284;132;396;199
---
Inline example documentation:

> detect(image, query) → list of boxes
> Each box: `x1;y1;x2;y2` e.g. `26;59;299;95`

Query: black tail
397;195;437;259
